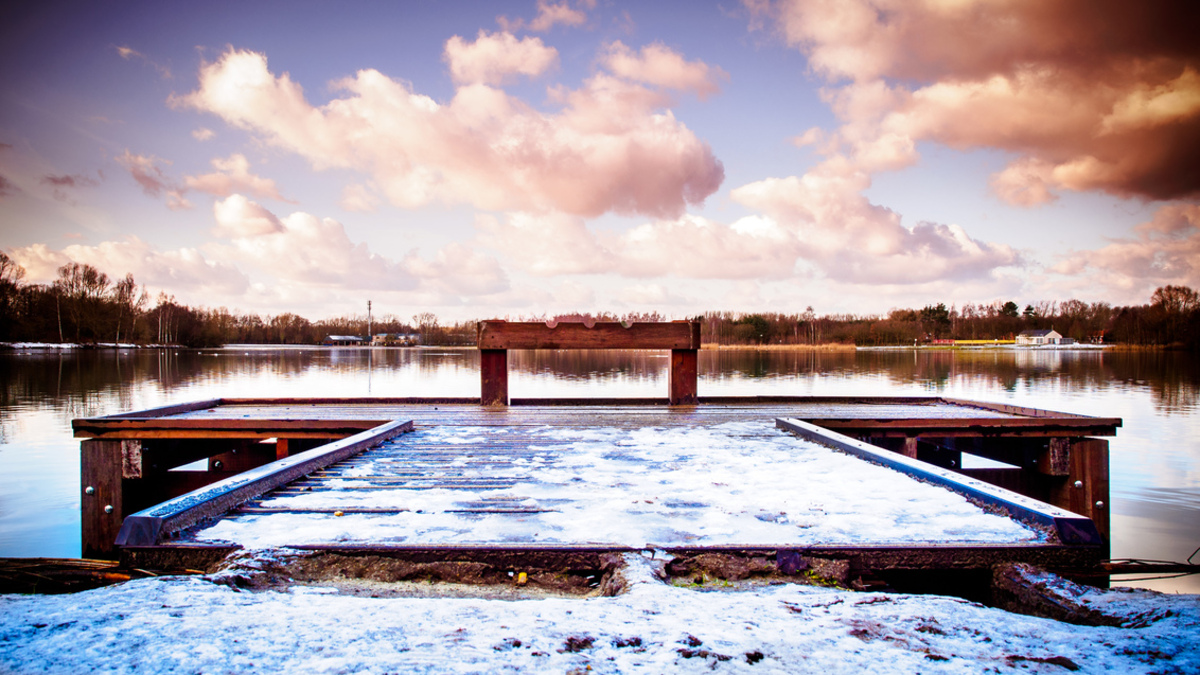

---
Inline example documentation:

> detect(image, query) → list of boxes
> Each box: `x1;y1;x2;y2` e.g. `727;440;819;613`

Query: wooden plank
98;398;224;420
668;349;698;405
477;320;700;350
480;349;508;406
114;420;414;547
81;440;127;559
775;418;1103;546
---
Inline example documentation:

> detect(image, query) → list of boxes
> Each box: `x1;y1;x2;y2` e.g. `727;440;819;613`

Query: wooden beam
477;320;701;350
115;420;414;547
480;349;508;406
776;418;1103;546
668;349;698;405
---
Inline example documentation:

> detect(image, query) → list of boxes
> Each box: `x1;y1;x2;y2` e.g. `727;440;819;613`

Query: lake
1;346;1197;593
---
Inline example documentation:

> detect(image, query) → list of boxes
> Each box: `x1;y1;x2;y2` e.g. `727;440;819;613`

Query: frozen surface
190;421;1041;548
1;553;1197;674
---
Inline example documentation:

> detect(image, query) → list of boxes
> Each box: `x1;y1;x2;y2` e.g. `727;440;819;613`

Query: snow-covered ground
190;422;1041;549
1;553;1196;674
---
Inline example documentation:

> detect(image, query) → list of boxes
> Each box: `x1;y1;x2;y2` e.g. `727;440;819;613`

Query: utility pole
367;300;372;344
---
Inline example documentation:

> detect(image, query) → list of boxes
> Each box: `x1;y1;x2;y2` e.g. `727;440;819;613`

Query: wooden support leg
480;349;509;406
1048;438;1110;544
669;348;698;405
81;440;139;559
276;438;289;460
902;437;919;459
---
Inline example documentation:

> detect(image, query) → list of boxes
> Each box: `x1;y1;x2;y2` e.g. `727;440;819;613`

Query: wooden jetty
71;321;1121;596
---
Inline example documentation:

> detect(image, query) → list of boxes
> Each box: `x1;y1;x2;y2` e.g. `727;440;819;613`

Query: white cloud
185;154;287;201
444;31;558;86
173;48;723;218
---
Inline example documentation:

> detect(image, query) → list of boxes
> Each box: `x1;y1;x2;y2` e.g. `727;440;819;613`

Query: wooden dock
69;321;1120;594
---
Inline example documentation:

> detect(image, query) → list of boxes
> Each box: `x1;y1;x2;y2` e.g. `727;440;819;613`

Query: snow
1;552;1197;674
190;422;1041;549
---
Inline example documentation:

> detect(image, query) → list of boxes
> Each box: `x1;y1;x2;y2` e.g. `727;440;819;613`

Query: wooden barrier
476;321;701;406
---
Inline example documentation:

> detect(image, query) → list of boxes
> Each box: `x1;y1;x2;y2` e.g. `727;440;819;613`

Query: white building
1015;329;1062;346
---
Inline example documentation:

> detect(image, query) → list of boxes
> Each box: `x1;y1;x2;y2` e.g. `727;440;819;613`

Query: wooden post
1048;438;1110;544
276;438;289;460
902;436;919;459
480;349;508;406
669;349;698;405
81;439;138;558
1038;438;1071;476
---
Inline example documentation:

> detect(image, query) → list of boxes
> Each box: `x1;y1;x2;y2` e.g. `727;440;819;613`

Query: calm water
1;347;1197;593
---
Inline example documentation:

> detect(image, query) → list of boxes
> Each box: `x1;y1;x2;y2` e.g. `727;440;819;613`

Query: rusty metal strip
775;418;1103;546
114;420;414;547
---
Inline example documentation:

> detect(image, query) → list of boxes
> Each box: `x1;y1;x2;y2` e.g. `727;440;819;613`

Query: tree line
1;254;1196;348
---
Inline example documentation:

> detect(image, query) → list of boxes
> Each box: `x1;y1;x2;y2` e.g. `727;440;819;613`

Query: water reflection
0;346;1197;592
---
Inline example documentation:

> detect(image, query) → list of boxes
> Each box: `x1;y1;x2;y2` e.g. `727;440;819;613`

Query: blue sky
1;0;1196;321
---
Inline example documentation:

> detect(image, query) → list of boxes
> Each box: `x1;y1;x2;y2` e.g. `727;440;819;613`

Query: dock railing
476;320;702;405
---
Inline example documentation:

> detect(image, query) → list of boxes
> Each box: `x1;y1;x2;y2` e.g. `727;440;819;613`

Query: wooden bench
476;320;702;405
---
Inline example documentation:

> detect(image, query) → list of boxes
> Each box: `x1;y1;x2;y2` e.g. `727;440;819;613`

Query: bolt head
1094;501;1104;509
1074;480;1083;488
104;505;114;514
85;486;95;495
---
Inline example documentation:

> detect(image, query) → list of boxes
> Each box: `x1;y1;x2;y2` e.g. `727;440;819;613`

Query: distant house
324;335;364;346
1016;329;1062;346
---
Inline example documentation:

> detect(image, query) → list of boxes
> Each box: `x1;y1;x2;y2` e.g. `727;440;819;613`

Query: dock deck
73;397;1119;588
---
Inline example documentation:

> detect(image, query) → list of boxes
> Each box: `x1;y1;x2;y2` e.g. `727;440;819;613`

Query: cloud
115;45;171;79
444;30;558;85
338;183;381;212
184;153;287;201
498;0;591;33
731;158;1020;284
0;174;16;200
8;238;248;296
192;127;216;141
1051;203;1200;295
210;195;507;296
477;211;798;280
600;41;727;99
749;0;1200;202
174;48;723;218
40;173;100;203
115;150;191;209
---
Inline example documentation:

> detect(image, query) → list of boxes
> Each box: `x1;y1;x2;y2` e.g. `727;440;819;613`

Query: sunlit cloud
1052;203;1200;297
115;45;171;79
444;31;558;85
498;0;593;33
173;47;723;218
600;41;727;99
184;154;288;201
115;150;192;210
747;0;1200;203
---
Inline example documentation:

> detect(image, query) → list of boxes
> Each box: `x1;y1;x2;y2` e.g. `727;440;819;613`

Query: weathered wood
1039;438;1072;476
902;437;919;459
276;438;289;460
668;349;698;405
1048;438;1110;544
480;349;508;406
477;320;701;350
776;418;1103;546
115;420;414;547
81;440;128;559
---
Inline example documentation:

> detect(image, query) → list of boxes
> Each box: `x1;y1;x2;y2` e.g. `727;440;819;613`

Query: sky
1;0;1198;322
